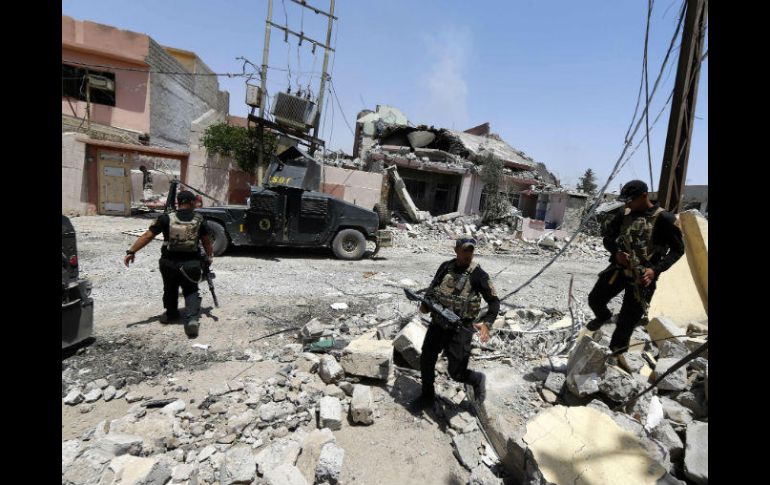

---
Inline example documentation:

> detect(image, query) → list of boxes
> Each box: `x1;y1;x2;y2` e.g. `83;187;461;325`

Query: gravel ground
63;214;613;484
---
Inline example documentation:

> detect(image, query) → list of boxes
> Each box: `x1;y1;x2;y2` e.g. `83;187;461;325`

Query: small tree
577;168;598;195
200;123;277;174
480;154;513;223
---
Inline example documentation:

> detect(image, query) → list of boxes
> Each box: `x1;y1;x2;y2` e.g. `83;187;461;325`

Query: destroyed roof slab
447;130;538;169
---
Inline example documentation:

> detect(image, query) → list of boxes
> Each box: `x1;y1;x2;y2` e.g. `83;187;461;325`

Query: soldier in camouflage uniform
587;180;684;352
124;191;214;338
409;236;500;411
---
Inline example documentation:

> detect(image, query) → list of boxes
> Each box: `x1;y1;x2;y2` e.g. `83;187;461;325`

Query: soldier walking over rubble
124;190;214;338
586;180;684;353
409;236;500;412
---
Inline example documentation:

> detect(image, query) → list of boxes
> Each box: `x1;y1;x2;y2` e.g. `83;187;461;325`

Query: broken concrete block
315;442;345;485
324;384;346;399
338;381;354;397
676;388;708;418
108;414;175;455
598;365;640;402
62;439;83;471
686;321;708;336
94;432;144;457
524;406;670;485
658;340;689;359
296;353;321;374
103;386;117;402
100;454;171;485
393;320;427;369
296;428;336;483
256;438;301;476
645;395;665;432
566;335;610;396
543;372;565;395
318;355;345;385
375;319;401;340
299;318;325;341
340;338;393;380
264;463;310;485
618;351;647;374
648;317;685;344
64;448;113;484
449;411;478;434
349;385;375;425
652;421;684;462
84;388;102;403
452;430;484;470
161;399;186;418
227;380;245;392
540;388;558;404
330;302;348;310
208;382;230;397
227;409;258;435
171;463;197;483
469;464;503;485
684;422;708;485
319;396;342;431
653;358;689;391
64;388;84;405
219;445;256;485
660;396;695;429
683;336;708;354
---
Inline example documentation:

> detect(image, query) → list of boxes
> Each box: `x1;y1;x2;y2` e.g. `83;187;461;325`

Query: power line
490;2;687;302
644;0;655;190
329;80;355;136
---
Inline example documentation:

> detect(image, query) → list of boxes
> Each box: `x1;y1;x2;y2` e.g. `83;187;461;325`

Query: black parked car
62;215;94;349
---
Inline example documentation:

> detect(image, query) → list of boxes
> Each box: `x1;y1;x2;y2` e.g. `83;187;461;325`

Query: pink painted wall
62;16;151;134
322;166;383;210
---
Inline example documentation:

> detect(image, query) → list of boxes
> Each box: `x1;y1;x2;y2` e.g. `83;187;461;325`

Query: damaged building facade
61;15;230;215
326;105;590;231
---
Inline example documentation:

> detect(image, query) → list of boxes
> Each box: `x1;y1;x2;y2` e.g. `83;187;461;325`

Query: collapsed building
321;105;592;233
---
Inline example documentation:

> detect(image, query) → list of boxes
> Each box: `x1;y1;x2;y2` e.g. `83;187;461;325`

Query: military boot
183;293;202;338
586;316;610;331
467;371;486;403
160;310;180;324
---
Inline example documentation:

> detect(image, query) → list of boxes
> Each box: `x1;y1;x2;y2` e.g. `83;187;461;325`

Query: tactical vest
433;261;482;321
164;212;203;253
618;207;666;271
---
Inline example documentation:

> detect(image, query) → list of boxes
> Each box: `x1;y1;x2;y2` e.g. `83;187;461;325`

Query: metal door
97;150;132;216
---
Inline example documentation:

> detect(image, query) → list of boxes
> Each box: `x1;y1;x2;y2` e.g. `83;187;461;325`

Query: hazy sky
62;0;708;190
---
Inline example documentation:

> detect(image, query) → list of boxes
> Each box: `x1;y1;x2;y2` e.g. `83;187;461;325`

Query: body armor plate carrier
433;261;482;321
164;212;203;253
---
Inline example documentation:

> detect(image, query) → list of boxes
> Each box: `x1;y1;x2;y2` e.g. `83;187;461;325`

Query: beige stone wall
62;133;89;215
186;110;233;204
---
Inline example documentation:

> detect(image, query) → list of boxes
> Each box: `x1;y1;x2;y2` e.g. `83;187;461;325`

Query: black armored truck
62;215;94;349
169;147;391;260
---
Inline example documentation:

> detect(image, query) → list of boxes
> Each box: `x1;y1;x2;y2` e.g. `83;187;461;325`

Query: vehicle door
245;190;287;245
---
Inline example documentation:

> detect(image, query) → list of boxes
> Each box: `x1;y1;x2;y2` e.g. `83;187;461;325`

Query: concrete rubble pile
63;296;516;484
513;315;709;485
386;212;606;260
63;341;363;485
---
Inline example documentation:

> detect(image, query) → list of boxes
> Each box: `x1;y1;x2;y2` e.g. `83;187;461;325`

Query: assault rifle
403;288;460;327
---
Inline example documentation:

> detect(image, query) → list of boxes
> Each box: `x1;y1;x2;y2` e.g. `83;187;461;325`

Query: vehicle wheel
332;229;367;260
373;203;390;229
205;221;229;256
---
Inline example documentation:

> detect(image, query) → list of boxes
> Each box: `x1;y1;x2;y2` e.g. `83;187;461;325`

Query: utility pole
256;0;274;186
657;0;707;212
253;0;337;181
311;0;336;151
